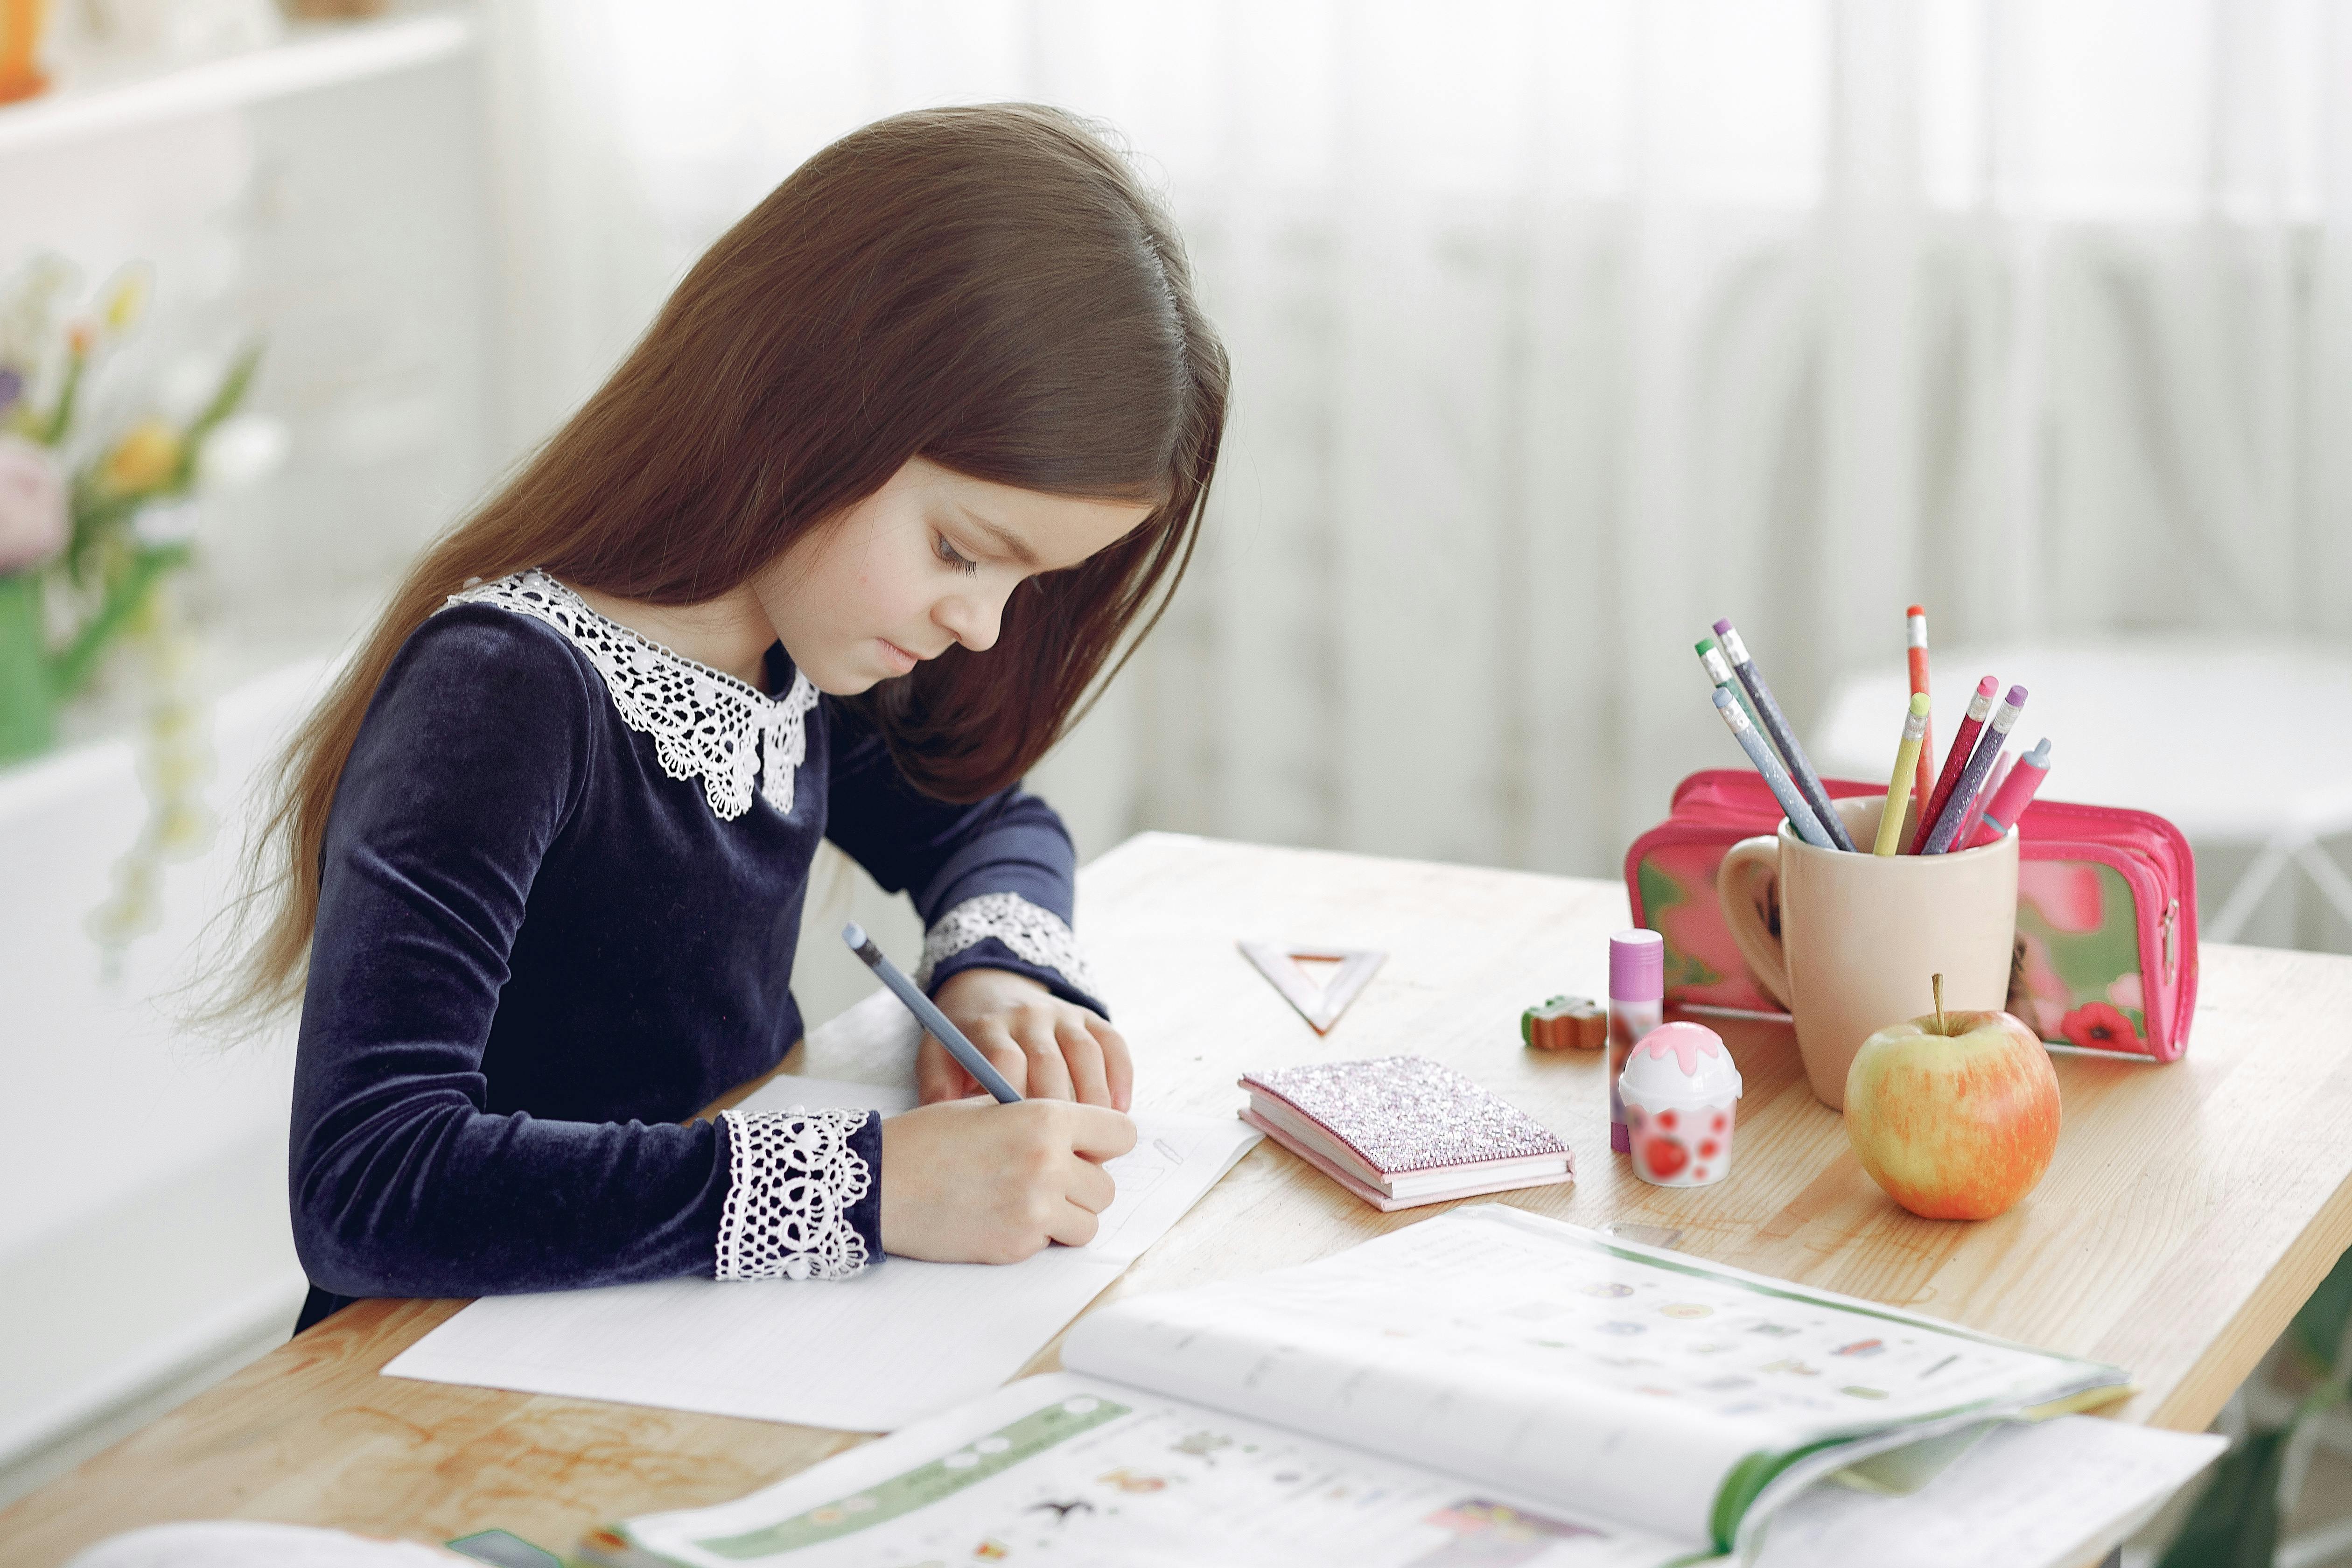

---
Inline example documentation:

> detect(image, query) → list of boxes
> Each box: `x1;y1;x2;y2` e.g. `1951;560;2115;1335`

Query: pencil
1909;676;1998;854
1875;692;1932;855
1953;748;2013;849
1922;685;2027;854
1714;619;1857;852
1712;686;1836;849
842;922;1022;1103
1907;606;1936;815
1966;737;2051;848
1696;637;1768;740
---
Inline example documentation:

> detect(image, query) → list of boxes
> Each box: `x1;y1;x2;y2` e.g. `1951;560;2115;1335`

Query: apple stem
1932;973;1946;1035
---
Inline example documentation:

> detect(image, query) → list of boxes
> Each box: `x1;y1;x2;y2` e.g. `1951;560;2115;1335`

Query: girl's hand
878;1098;1137;1262
922;967;1132;1109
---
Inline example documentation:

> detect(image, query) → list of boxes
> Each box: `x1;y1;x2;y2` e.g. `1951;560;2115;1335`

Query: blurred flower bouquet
0;256;286;973
0;256;280;763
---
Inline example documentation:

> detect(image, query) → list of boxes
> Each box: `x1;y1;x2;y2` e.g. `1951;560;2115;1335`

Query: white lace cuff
913;891;1101;1002
715;1106;874;1281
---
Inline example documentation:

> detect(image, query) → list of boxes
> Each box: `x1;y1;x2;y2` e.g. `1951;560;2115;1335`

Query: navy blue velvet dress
289;571;1102;1331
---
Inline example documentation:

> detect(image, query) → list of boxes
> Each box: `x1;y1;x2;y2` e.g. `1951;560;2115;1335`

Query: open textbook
606;1207;2224;1568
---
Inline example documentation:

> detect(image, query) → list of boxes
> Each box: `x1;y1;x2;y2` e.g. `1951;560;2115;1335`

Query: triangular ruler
1238;940;1386;1035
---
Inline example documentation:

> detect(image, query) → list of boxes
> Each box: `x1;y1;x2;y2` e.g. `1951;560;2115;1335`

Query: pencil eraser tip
1712;618;1734;636
2005;685;2028;704
841;922;866;948
1975;675;1999;695
1712;686;1734;708
1695;638;1715;655
1907;604;1926;618
1909;692;1930;715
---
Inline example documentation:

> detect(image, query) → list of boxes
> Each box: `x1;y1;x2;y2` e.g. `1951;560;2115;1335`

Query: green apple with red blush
1843;974;2062;1221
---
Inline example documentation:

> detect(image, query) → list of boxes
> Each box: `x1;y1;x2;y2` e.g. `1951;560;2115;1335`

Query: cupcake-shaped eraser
1617;1021;1743;1188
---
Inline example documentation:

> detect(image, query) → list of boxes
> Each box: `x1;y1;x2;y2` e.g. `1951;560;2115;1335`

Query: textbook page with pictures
609;1208;2223;1567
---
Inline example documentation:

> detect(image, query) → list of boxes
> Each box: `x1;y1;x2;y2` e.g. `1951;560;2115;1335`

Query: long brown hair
213;104;1228;1023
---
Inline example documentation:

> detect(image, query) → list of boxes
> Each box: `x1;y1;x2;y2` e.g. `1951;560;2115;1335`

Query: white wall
0;661;325;1501
0;27;500;1499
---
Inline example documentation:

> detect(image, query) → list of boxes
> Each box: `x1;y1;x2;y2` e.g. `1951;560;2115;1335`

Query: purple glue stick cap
1610;929;1665;1000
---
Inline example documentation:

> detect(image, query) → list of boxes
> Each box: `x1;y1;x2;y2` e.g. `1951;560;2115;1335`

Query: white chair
1813;639;2352;944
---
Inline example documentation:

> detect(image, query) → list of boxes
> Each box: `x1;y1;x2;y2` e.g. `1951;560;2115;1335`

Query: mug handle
1717;834;1792;1011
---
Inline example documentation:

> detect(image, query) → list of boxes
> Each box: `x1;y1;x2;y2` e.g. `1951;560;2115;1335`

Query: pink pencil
1922;684;2027;854
1967;738;2052;848
1909;676;1998;854
1953;749;2013;848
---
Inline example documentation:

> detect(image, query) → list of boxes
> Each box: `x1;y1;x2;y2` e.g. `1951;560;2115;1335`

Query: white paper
619;1372;1689;1568
1750;1415;2226;1568
382;1078;1260;1431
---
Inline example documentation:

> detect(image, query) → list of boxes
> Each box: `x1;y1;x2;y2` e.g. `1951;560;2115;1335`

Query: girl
217;105;1228;1331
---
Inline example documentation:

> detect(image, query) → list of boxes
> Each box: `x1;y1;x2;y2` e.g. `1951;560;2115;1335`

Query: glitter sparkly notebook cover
1239;1055;1572;1211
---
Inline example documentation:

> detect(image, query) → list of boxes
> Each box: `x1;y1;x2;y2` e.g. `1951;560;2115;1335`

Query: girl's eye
933;533;980;576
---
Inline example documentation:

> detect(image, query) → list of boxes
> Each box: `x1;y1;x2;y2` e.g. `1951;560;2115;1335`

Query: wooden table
8;832;2352;1564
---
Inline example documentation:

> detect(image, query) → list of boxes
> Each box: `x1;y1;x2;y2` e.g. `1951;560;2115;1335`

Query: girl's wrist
932;965;1051;1009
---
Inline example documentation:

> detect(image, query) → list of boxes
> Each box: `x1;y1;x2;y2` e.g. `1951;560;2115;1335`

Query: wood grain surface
7;831;2349;1564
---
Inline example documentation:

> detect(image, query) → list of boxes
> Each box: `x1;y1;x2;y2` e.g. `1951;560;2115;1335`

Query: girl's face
756;457;1155;695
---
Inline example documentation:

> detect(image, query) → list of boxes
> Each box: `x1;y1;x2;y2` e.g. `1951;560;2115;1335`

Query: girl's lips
878;637;921;673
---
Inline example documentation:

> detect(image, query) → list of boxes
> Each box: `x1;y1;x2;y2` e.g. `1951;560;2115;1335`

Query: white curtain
486;0;2352;878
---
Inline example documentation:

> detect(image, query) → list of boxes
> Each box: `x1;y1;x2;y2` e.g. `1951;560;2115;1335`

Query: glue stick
1609;929;1666;1155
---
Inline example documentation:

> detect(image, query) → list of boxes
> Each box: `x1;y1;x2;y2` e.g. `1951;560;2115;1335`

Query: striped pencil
1907;606;1936;814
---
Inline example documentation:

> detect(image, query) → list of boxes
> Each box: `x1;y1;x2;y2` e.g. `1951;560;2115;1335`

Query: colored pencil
1953;749;2012;849
1713;619;1857;852
1695;637;1765;736
843;922;1022;1102
1712;686;1836;849
1909;676;1999;854
1875;692;1932;855
1907;606;1936;814
1922;684;2028;854
1967;737;2052;848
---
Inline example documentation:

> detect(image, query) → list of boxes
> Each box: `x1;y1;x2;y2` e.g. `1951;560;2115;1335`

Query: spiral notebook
1239;1055;1572;1211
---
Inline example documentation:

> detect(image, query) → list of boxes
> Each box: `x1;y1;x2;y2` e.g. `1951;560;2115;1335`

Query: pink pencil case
1624;769;2199;1061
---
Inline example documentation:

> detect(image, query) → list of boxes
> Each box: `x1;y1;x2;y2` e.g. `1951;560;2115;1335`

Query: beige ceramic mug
1717;794;2018;1110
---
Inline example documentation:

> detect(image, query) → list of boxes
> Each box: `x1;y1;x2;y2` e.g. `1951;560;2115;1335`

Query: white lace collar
442;568;820;822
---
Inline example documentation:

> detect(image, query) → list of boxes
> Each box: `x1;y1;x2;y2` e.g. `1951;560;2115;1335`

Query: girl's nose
935;590;1005;654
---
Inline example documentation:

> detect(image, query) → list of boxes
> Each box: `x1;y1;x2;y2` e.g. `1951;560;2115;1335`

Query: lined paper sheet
382;1077;1259;1432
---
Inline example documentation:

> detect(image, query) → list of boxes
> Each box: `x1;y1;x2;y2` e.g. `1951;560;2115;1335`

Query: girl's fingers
915;1036;971;1104
1088;1017;1134;1112
1064;1104;1139;1161
1056;1016;1113;1106
1064;1150;1117;1213
1048;1196;1102;1249
969;1023;1029;1099
1014;1013;1075;1102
